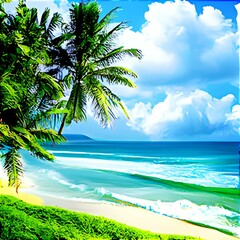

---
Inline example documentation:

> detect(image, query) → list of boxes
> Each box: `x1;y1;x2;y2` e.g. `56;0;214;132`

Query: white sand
0;180;43;205
40;195;239;240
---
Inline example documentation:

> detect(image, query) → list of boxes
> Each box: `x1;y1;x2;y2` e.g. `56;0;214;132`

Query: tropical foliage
0;195;202;240
0;1;66;188
0;1;142;189
54;2;142;133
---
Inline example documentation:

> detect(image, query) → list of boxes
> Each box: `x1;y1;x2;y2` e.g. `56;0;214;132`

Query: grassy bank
0;195;201;240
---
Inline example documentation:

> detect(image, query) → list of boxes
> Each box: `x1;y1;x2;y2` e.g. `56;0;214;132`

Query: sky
6;0;240;141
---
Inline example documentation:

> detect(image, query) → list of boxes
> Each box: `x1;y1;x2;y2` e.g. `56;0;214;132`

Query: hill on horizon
63;134;93;141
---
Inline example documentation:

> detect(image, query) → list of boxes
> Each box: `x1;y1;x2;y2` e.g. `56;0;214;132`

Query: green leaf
2;148;23;189
18;44;30;56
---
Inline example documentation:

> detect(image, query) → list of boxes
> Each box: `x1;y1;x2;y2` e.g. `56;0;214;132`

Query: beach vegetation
0;1;66;189
0;195;202;240
0;1;141;188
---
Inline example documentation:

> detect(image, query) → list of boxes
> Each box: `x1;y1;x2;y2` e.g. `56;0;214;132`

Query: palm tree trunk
58;113;67;135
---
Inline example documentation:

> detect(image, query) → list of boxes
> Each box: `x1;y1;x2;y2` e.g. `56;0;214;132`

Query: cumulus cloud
107;84;153;100
118;0;238;87
235;3;240;46
127;90;238;140
226;105;240;134
5;0;239;141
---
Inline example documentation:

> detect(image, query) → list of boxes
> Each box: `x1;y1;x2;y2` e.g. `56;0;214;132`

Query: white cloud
107;84;153;99
235;3;240;46
226;104;240;121
142;0;197;46
201;32;236;64
127;90;238;140
199;6;232;32
118;0;238;87
4;0;239;141
126;102;152;131
226;104;240;134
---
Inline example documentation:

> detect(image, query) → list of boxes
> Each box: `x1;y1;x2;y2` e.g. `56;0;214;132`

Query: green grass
0;195;202;240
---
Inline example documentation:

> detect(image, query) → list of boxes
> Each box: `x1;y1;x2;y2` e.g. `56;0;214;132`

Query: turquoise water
20;136;240;236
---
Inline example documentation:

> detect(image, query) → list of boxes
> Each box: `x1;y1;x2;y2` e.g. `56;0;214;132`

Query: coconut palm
57;2;142;134
0;1;142;189
0;2;65;189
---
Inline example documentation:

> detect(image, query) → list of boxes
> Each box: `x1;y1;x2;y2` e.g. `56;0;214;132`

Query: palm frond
47;12;62;37
61;73;73;89
2;147;23;188
0;85;19;112
48;45;74;69
66;82;87;125
89;66;137;87
96;7;120;32
12;126;55;161
0;124;11;142
51;32;74;47
87;80;131;126
36;72;64;100
89;22;125;59
40;8;50;27
0;76;20;109
96;47;142;66
27;7;38;29
87;81;117;126
0;124;28;149
101;85;130;119
30;128;66;145
32;106;68;130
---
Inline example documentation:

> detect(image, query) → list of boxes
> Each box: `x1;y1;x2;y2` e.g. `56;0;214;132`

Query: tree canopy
0;1;142;189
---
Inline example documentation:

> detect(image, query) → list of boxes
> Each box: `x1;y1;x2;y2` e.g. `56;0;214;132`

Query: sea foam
54;156;239;188
96;187;240;237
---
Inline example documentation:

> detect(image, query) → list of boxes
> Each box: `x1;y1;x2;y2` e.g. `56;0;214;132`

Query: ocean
19;136;239;237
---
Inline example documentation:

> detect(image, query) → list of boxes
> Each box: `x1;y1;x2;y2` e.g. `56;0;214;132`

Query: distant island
63;134;94;141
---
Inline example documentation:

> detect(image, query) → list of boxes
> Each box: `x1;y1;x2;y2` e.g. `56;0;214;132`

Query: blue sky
6;0;240;141
70;0;240;141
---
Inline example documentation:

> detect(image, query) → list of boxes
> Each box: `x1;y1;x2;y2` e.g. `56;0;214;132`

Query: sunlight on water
19;141;240;237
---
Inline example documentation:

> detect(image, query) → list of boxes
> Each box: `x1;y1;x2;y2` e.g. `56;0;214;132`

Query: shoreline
0;178;239;240
35;193;239;240
0;180;43;205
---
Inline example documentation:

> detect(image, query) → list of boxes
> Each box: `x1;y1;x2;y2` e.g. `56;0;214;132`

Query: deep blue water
20;138;240;236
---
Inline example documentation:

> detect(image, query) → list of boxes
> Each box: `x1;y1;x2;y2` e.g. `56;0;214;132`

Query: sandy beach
34;193;240;240
0;178;239;240
0;180;43;205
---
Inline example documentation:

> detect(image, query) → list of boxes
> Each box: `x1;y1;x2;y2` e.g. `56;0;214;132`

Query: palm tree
0;1;142;189
0;2;65;189
57;2;142;134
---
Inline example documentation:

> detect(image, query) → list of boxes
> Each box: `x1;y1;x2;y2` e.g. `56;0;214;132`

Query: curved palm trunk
58;113;67;135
